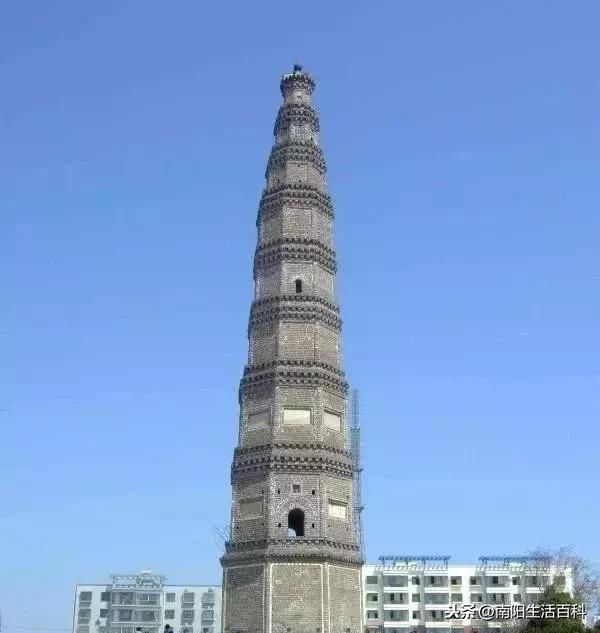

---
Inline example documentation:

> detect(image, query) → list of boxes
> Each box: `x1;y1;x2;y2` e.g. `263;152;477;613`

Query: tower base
222;559;363;633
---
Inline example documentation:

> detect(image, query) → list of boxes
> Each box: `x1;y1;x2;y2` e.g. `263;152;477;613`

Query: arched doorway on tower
287;508;305;537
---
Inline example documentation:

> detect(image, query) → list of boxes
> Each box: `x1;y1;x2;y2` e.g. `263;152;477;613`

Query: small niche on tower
295;279;303;294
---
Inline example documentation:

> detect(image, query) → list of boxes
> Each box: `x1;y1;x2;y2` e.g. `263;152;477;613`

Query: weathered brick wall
232;475;268;541
250;322;277;364
328;565;363;632
312;264;335;300
323;474;355;543
315;324;340;366
281;207;311;239
260;213;282;243
278;322;315;361
257;264;281;298
270;563;324;633
312;209;332;245
223;565;265;632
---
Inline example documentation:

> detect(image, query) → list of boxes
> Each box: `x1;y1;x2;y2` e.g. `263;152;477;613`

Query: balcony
383;576;409;588
486;576;510;588
383;610;409;623
424;577;448;589
485;586;511;594
424;610;447;621
384;594;408;605
182;593;196;603
525;577;550;589
424;594;449;606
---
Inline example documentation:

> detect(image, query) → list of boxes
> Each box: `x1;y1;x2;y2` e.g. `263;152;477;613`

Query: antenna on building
350;389;365;561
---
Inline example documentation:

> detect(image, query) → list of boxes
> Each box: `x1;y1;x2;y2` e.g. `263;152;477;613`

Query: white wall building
72;572;221;633
363;556;574;633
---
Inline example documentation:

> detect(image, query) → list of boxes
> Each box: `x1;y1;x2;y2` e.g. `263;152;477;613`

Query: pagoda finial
280;64;315;98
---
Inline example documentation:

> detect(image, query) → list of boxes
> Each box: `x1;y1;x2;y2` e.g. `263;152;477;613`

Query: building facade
72;572;221;633
362;556;573;633
220;65;363;633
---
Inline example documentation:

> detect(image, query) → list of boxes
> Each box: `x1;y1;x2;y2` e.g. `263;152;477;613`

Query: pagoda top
280;63;315;96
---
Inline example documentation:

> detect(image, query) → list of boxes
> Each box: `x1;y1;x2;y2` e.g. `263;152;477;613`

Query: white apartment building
72;572;221;633
363;555;573;633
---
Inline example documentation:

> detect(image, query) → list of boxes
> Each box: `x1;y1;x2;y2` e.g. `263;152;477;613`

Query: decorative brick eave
273;103;320;136
265;141;327;178
253;237;337;274
257;183;334;226
248;300;342;333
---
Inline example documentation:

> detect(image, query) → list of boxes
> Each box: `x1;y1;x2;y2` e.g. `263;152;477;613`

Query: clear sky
1;0;599;630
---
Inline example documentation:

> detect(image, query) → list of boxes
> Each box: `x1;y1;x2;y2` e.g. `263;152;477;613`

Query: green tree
524;584;586;633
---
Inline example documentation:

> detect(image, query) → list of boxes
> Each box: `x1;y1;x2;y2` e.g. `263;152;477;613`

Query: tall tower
221;65;363;633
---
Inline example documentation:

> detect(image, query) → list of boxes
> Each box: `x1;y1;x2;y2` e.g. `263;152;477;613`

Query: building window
101;593;110;602
114;593;134;606
288;508;305;537
367;594;378;602
366;576;378;585
450;594;462;603
165;611;175;620
412;611;420;619
80;592;92;602
450;577;461;586
78;610;91;624
412;594;420;602
141;612;156;623
492;576;499;585
514;594;522;602
366;611;379;620
139;593;159;605
292;484;301;493
470;577;480;586
512;577;520;586
165;593;176;603
295;279;303;293
100;610;109;618
412;576;420;585
182;610;194;623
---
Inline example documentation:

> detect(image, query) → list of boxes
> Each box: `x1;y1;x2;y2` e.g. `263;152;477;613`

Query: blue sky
1;0;599;629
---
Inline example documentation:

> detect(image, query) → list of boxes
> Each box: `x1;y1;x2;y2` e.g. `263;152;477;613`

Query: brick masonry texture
221;66;362;633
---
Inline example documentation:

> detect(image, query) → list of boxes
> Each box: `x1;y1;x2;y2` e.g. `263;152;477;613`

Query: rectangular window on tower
323;410;342;432
327;499;348;520
282;408;311;425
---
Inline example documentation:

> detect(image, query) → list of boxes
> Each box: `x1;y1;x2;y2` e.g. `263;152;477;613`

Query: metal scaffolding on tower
350;389;365;561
